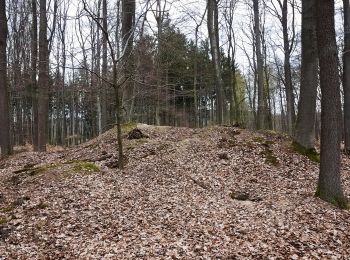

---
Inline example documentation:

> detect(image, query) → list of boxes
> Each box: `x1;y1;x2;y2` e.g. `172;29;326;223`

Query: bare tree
343;0;350;153
294;0;318;149
0;0;12;156
36;0;50;151
207;0;224;124
122;0;136;121
315;0;347;208
253;0;265;129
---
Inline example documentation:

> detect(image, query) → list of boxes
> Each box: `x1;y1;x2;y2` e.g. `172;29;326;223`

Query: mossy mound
292;142;320;163
73;162;100;173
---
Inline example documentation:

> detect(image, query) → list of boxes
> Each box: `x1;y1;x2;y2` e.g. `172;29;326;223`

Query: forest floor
0;124;350;259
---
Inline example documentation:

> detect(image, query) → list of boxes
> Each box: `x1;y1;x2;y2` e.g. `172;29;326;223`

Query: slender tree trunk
281;0;296;135
295;0;318;149
0;0;12;156
253;0;265;129
101;0;108;132
315;0;347;208
31;0;39;150
36;0;49;152
343;0;350;153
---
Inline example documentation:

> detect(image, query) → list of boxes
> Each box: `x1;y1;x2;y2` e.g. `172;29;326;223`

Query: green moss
261;148;279;166
315;186;349;209
36;220;46;230
73;162;100;173
292;142;320;163
252;136;265;143
36;201;49;209
1;205;14;213
0;217;8;225
121;121;138;133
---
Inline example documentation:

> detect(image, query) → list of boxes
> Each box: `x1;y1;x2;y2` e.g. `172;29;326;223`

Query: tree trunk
315;0;347;208
253;0;265;129
0;0;12;156
343;0;350;153
101;0;108;132
295;0;318;149
207;0;224;124
31;0;39;150
36;0;49;152
281;0;296;134
122;0;135;121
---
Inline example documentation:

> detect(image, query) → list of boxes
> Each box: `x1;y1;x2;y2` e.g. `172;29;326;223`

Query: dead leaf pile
0;124;349;259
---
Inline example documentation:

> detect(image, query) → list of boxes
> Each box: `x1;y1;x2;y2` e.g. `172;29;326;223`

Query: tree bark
101;0;108;132
253;0;265;129
315;0;347;208
343;0;350;153
207;0;224;124
31;0;39;150
295;0;318;149
36;0;49;151
122;0;136;121
0;0;12;156
281;0;296;134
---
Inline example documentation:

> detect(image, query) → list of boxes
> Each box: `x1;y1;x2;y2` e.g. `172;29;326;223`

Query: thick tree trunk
295;0;318;149
207;0;224;124
122;0;136;121
253;0;265;129
343;0;350;153
36;0;49;152
0;0;12;156
315;0;347;208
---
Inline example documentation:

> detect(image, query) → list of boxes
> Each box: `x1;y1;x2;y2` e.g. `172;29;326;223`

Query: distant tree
294;0;318;149
0;0;12;156
315;0;348;208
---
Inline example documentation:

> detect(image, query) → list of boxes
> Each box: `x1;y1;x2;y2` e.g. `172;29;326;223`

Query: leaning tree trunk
315;0;347;208
294;0;318;149
36;0;49;152
343;0;350;153
0;0;12;156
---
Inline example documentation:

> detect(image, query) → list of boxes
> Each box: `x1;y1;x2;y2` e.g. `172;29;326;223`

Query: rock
127;128;149;140
218;152;229;160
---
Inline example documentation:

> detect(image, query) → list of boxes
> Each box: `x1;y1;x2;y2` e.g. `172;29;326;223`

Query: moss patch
36;201;49;210
73;162;100;173
252;136;265;143
292;142;320;163
315;188;349;209
262;147;279;166
0;217;8;225
121;121;138;134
